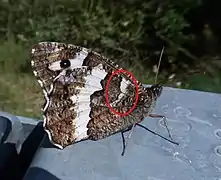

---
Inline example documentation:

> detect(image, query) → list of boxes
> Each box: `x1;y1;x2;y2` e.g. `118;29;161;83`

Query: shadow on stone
24;167;61;180
18;122;45;179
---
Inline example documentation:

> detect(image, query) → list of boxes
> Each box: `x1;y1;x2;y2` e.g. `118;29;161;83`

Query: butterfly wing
31;42;145;149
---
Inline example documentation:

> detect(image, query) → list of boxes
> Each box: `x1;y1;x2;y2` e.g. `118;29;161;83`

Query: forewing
31;42;89;94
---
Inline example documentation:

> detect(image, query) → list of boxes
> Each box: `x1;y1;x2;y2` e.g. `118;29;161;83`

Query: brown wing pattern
31;42;85;93
31;42;146;149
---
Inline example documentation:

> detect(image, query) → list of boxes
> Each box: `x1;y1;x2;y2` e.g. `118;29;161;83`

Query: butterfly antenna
154;46;164;84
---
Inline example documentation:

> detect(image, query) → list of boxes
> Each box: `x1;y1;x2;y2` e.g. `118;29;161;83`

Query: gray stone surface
0;111;39;153
0;111;44;179
0;111;26;153
24;87;221;180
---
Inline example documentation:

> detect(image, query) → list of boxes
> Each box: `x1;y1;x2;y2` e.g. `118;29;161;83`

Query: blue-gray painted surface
20;87;221;179
0;111;26;153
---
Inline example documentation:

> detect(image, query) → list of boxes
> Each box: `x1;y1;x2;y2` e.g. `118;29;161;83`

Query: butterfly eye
60;59;71;69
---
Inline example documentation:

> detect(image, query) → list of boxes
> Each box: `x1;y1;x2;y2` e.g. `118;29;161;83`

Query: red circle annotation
105;69;139;117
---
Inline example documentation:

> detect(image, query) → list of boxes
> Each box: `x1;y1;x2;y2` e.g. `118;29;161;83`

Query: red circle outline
105;69;139;117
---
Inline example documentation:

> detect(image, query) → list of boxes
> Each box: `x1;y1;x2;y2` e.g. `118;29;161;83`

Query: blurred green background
0;0;221;118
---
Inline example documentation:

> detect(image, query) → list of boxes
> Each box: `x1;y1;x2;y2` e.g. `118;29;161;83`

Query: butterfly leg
136;123;179;145
148;114;173;141
121;131;126;156
121;123;136;156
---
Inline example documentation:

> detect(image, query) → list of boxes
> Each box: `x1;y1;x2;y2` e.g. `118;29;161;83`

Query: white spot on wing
111;78;131;106
48;61;61;71
42;91;50;112
69;48;88;69
48;84;54;94
31;60;35;66
33;70;38;76
37;79;44;87
48;49;88;71
70;64;107;141
120;78;130;93
31;49;35;54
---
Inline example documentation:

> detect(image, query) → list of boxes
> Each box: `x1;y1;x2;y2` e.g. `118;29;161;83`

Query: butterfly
31;42;178;156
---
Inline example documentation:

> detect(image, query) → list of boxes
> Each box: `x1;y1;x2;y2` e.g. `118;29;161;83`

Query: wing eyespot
60;59;71;69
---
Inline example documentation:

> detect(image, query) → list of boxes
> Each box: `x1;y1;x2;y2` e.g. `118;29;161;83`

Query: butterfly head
149;83;163;99
138;84;163;116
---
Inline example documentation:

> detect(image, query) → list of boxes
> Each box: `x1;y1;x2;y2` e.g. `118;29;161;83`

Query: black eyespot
60;59;71;69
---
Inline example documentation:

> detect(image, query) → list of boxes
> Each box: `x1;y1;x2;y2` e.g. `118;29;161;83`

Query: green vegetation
0;0;220;118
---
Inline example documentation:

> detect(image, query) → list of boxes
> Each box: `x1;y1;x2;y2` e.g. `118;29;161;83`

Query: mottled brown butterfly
31;42;178;156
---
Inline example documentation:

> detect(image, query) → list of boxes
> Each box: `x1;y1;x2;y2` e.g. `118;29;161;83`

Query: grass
0;41;43;119
0;40;220;119
0;73;43;118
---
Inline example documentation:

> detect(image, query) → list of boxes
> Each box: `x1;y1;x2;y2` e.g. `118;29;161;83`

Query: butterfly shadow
23;167;61;180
